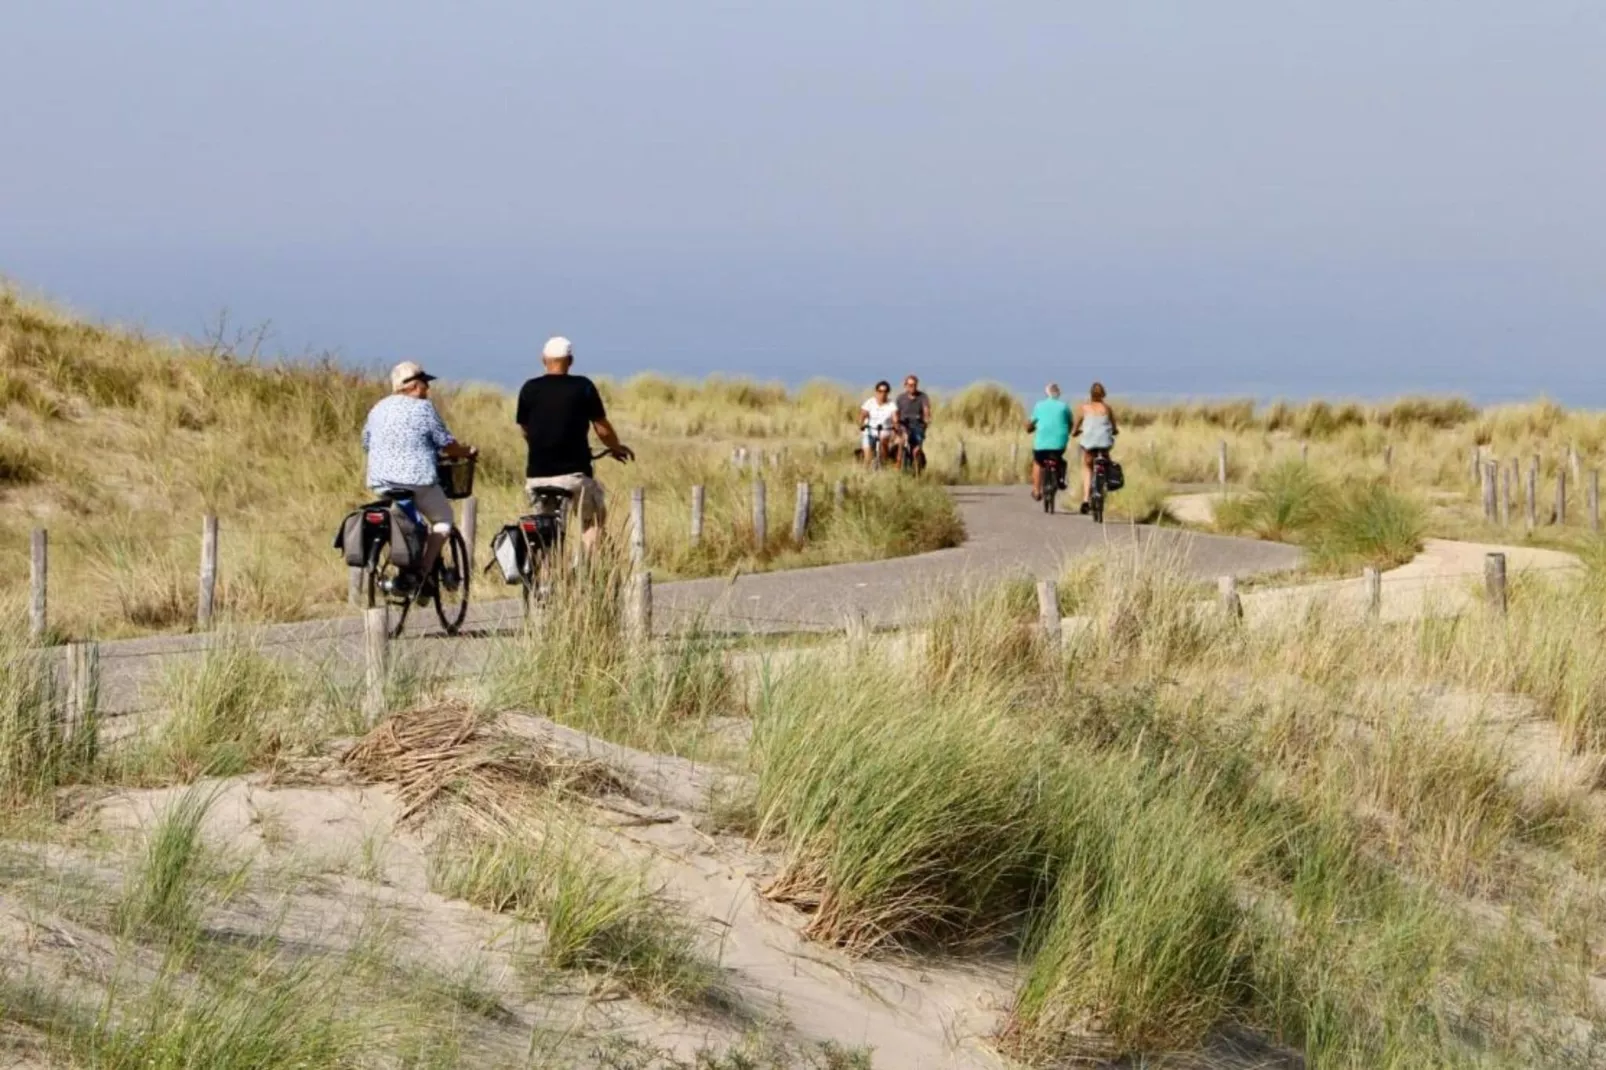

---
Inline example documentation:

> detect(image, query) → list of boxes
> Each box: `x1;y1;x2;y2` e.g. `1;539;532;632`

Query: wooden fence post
752;480;768;549
1363;567;1381;618
1569;444;1581;487
29;528;47;642
1591;471;1601;534
690;485;705;545
1484;552;1507;616
833;480;847;510
1526;458;1538;531
957;439;968;472
843;607;869;645
1481;461;1496;522
197;514;219;630
1499;464;1512;527
1381;444;1391;470
792;482;811;543
625;570;652;643
1218;441;1229;486
1218;575;1242;620
1010;442;1020;474
1470;445;1481;487
629;488;646;569
64;640;99;763
1556;470;1568;525
363;606;389;724
1036;581;1061;643
461;496;477;576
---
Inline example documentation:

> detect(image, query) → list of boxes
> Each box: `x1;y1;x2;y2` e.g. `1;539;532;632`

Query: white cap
390;360;437;392
542;336;573;360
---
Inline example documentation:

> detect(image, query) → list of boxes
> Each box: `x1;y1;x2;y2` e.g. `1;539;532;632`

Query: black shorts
1033;449;1066;465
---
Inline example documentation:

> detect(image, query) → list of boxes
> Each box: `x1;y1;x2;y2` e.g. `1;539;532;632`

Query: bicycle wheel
1091;472;1106;524
366;542;413;638
1043;476;1056;514
433;529;470;635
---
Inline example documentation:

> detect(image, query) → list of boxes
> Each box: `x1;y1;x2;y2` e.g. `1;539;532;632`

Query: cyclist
1071;381;1119;514
1024;382;1071;502
361;361;476;597
858;381;900;466
515;336;634;554
894;374;932;470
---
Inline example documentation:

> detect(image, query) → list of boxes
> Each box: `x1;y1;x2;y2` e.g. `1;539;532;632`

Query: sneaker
1058;475;1068;491
1031;489;1042;502
414;579;438;605
1079;501;1091;515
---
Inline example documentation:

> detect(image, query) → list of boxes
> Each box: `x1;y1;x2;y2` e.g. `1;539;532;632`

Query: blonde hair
1090;382;1107;402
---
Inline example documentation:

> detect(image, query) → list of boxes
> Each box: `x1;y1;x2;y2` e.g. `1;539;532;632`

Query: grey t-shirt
895;391;929;427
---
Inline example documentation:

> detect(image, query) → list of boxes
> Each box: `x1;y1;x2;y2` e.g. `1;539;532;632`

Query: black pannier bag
334;502;392;568
1105;461;1125;491
388;504;425;570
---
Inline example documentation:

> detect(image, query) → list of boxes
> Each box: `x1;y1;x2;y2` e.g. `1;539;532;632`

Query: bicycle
1040;454;1064;514
360;493;470;638
895;423;927;475
503;449;616;614
1087;449;1112;524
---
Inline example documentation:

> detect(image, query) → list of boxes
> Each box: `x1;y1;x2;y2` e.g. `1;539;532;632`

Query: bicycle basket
437;455;477;500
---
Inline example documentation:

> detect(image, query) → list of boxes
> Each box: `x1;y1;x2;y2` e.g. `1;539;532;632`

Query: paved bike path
87;487;1300;713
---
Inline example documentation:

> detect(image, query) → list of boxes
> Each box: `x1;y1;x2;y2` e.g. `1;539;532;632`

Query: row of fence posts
1473;450;1600;532
1033;553;1514;642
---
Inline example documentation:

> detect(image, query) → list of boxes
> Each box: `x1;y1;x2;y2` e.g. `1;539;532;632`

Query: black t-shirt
895;390;929;427
515;374;607;478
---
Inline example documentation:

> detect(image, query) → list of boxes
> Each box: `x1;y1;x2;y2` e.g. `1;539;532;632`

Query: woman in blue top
1025;383;1072;502
1070;381;1118;514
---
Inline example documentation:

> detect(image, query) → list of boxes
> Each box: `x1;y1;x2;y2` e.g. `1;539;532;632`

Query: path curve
88;487;1301;713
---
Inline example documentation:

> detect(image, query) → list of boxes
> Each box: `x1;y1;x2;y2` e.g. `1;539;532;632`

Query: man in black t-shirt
515;336;634;551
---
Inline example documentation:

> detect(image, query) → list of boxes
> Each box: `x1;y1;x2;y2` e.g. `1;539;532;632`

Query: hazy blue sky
4;2;1603;401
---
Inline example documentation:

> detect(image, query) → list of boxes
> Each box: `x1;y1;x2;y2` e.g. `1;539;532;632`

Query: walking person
1025;383;1071;502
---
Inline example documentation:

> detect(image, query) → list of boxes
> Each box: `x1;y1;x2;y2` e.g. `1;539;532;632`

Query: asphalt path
83;486;1300;717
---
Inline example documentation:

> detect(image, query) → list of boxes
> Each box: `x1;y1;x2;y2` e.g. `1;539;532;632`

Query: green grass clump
122;638;295;782
1305;479;1426;573
482;561;738;756
430;819;723;1008
754;668;1056;950
1215;461;1423;572
1007;757;1248;1058
117;786;219;938
0;635;67;805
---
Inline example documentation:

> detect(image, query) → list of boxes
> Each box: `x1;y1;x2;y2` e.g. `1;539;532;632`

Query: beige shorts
374;483;455;532
526;475;607;531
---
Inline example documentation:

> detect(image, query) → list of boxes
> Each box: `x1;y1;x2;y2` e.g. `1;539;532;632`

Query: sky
3;1;1604;402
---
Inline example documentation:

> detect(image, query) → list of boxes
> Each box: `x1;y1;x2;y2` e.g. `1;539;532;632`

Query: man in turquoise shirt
1025;383;1072;502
